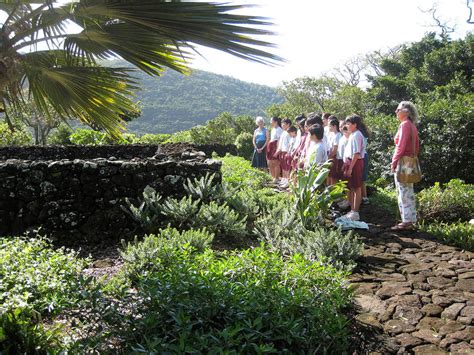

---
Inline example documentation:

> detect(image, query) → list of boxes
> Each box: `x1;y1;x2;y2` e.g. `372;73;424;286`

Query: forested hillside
119;64;283;134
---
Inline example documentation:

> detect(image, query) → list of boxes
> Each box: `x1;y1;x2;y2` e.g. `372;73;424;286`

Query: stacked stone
0;145;227;240
351;226;474;354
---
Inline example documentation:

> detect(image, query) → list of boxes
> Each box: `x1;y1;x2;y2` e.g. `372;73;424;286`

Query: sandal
391;222;415;231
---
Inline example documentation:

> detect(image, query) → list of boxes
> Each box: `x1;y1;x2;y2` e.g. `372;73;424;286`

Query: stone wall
0;144;230;240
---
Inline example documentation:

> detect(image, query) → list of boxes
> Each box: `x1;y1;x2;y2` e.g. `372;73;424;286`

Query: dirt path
350;206;474;354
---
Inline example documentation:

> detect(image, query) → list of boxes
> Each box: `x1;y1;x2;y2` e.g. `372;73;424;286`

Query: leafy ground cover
1;154;361;353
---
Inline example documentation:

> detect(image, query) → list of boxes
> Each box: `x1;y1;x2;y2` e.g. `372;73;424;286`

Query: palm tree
0;0;282;137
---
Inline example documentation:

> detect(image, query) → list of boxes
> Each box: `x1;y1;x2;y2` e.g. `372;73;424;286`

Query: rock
401;263;433;275
434;268;457;277
355;295;386;316
376;284;412;300
441;303;466;320
384;319;416;335
356;313;383;331
412;329;442;345
380;302;397;322
447;327;474;342
421;304;443;316
439;336;458;349
460;306;474;318
387;294;422;308
412;344;447;354
438;321;466;336
457;279;474;293
353;282;378;295
459;272;474;280
417;317;446;332
393;304;424;325
427;277;456;289
396;333;423;349
449;341;474;354
457;317;473;325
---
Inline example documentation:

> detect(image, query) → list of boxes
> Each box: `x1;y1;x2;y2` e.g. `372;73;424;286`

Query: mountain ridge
111;62;283;134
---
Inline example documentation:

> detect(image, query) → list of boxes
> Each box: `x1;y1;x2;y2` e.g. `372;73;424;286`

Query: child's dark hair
309;124;324;140
322;112;331;120
345;114;370;138
306;115;322;127
329;116;340;132
288;125;298;134
271;117;282;127
282;118;292;126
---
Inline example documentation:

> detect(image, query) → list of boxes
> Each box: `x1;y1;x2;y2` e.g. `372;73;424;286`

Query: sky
190;0;473;87
0;0;471;87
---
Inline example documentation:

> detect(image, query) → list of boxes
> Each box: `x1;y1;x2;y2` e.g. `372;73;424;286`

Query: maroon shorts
280;152;292;172
266;140;279;161
343;158;364;189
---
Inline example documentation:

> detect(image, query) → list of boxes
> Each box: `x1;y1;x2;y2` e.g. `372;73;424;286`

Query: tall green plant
292;162;345;228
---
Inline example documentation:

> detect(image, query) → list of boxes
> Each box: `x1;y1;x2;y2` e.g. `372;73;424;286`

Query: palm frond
21;50;138;137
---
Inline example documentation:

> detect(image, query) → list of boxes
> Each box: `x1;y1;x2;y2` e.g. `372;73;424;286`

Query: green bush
48;123;73;145
183;173;223;203
255;210;363;270
0;237;89;352
418;179;474;223
218;154;271;189
420;221;474;251
0;122;32;145
108;245;351;353
69;128;139;145
196;201;247;239
234;131;254;159
119;227;214;280
136;133;171;144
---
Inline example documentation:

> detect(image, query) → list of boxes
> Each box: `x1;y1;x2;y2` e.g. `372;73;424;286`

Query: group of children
251;112;370;221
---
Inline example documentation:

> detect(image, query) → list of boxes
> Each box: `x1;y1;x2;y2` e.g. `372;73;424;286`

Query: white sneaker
338;200;350;209
344;211;360;221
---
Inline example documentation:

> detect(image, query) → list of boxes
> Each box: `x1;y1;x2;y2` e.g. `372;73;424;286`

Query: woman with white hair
251;116;269;169
391;101;420;230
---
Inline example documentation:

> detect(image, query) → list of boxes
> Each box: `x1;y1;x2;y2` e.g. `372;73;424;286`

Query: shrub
108;246;351;353
255;210;363;270
120;227;214;280
161;195;201;229
69;129;108;145
137;133;171;144
184;172;223;203
420;221;474;251
234;131;254;159
48;123;73;145
0;237;89;352
418;179;474;223
122;186;163;233
196;201;247;239
218;154;271;189
0;121;32;145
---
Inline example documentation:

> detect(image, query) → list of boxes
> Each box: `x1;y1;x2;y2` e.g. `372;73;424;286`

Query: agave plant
0;0;282;136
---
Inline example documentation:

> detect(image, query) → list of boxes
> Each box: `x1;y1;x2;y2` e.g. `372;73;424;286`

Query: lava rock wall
0;145;229;240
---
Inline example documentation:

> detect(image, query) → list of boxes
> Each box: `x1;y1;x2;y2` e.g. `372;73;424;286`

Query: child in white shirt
305;124;328;169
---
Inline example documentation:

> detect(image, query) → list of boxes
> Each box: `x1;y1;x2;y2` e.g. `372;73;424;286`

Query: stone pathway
350;207;474;354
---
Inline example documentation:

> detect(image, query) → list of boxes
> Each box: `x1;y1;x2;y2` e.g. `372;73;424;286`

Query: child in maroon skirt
341;115;368;221
266;117;283;182
327;117;342;185
275;118;293;188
